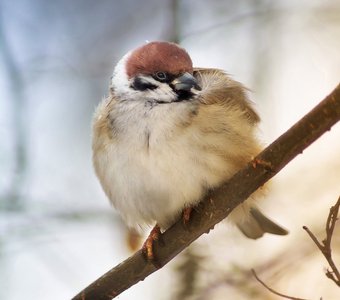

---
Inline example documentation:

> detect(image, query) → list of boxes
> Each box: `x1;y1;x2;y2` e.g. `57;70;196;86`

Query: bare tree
0;8;27;210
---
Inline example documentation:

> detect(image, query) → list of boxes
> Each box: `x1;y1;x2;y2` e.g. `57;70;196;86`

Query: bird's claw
142;225;161;264
182;206;193;228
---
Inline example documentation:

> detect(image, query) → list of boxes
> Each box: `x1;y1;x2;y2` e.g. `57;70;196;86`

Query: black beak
171;72;201;92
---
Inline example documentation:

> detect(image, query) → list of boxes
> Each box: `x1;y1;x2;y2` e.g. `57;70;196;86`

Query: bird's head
111;41;201;104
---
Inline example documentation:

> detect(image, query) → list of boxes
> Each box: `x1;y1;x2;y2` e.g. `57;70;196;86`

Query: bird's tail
235;206;288;239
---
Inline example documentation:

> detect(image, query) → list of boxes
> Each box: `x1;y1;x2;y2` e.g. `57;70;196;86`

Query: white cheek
111;52;133;97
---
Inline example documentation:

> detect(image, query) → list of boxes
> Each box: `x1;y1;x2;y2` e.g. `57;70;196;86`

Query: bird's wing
193;67;260;124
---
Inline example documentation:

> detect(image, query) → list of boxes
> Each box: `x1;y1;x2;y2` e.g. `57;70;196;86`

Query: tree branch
251;269;308;300
73;83;340;300
303;196;340;286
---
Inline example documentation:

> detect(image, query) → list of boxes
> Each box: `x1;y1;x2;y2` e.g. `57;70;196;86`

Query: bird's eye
154;72;168;81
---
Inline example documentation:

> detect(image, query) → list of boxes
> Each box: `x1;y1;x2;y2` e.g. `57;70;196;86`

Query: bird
92;41;287;260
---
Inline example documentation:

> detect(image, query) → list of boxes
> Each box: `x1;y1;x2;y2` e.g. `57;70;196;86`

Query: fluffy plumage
92;41;287;239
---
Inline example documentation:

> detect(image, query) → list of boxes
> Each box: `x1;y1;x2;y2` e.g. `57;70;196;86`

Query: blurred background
1;0;340;299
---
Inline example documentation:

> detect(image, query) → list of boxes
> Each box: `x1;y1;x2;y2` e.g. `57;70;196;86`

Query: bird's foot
142;224;161;263
126;228;142;252
182;206;193;228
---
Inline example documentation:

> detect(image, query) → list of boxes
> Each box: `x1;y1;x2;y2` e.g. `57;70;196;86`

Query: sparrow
92;41;287;259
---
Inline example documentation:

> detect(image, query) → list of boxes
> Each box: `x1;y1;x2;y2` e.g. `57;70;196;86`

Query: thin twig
303;196;340;287
72;84;340;300
251;269;308;300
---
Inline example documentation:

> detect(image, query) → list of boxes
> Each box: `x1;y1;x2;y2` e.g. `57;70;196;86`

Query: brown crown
126;41;193;78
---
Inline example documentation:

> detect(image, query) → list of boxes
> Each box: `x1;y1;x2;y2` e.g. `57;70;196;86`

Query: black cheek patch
131;77;157;91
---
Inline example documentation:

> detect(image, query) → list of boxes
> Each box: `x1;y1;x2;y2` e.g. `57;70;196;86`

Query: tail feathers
237;207;288;240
